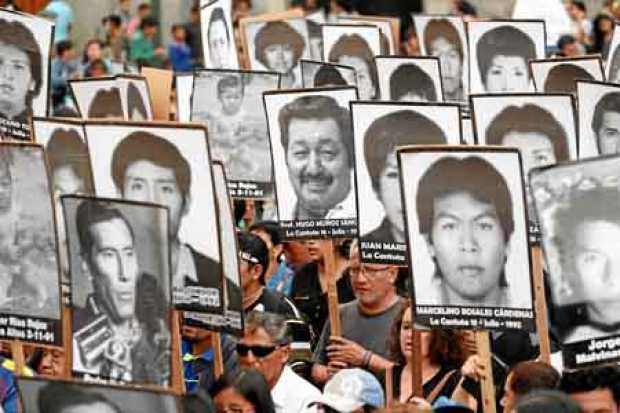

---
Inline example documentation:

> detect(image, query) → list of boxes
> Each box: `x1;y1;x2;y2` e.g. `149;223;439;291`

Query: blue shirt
168;41;194;72
182;340;214;393
0;359;17;413
267;261;295;296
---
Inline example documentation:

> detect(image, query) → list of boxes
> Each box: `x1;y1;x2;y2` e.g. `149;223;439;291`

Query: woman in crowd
211;368;276;413
590;13;614;59
81;39;111;76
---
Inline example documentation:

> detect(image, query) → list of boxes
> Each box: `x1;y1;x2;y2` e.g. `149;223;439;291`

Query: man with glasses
311;240;402;385
238;311;321;412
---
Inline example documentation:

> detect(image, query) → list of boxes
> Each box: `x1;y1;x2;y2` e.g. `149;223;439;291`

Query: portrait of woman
328;33;379;100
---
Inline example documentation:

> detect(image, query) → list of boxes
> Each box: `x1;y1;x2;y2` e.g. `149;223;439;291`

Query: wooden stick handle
475;331;496;413
213;331;224;379
324;240;341;336
532;246;551;364
411;330;423;398
10;341;24;376
170;310;184;395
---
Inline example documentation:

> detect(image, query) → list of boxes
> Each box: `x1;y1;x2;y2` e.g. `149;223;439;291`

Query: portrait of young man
375;57;443;102
401;149;533;314
67;198;171;385
191;70;279;186
468;20;545;94
85;124;223;313
201;0;239;70
590;90;620;156
0;11;53;140
415;16;467;103
265;88;358;224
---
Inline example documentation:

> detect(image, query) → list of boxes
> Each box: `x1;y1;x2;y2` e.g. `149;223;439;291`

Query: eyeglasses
236;343;278;358
349;265;392;279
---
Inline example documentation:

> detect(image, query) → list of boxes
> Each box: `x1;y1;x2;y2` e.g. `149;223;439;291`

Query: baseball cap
314;368;384;412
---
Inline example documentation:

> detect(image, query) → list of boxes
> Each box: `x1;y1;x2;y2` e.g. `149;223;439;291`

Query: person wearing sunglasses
237;311;321;412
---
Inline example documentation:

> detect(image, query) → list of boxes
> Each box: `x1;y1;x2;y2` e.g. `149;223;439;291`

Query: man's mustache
299;171;333;185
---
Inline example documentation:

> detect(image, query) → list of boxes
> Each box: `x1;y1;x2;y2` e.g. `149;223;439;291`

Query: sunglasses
236;343;278;358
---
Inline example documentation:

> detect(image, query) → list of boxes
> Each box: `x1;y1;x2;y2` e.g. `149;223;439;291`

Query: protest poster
84;121;224;315
375;56;443;102
467;20;546;95
335;14;399;55
576;79;620;159
300;59;356;89
530;56;604;95
62;195;171;386
201;0;239;70
531;155;620;368
69;77;124;119
353;102;461;265
117;74;153;121
190;68;280;198
264;86;358;239
399;146;536;331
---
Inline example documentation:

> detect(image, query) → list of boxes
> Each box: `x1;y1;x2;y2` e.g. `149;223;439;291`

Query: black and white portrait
191;69;280;197
400;147;535;331
531;156;620;368
69;78;124;119
605;22;620;84
264;86;359;238
305;10;325;61
117;75;153;121
335;15;397;55
0;10;53;141
322;24;381;100
84;122;224;314
577;80;620;158
353;102;461;265
201;0;239;70
63;196;171;384
414;15;468;103
18;377;181;412
530;56;604;96
471;94;578;228
175;73;194;123
300;60;356;89
467;20;546;95
0;144;61;344
241;14;309;89
375;56;443;102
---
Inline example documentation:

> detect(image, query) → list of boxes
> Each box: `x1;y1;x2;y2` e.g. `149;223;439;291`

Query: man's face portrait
337;55;373;100
502;131;556;176
430;36;462;96
264;43;295;74
0;41;34;118
52;165;86;197
122;160;185;238
85;217;138;322
285;116;350;216
427;191;509;303
378;152;403;235
219;85;243;116
596;111;620;154
209;19;230;69
485;55;528;93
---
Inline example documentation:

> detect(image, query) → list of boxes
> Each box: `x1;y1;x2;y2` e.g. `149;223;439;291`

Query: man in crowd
500;361;560;413
561;366;620;413
592;92;620;155
312;240;400;384
278;94;355;220
313;368;385;413
239;311;321;412
72;200;169;384
50;40;79;109
130;16;165;68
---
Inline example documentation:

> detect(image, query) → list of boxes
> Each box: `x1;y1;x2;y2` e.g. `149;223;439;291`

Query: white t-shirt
272;365;321;413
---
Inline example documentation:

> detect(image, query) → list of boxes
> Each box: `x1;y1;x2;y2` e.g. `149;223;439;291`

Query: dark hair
609;46;620;83
0;18;43;99
138;2;151;12
110;131;191;197
140;16;158;31
278;95;353;167
76;200;135;258
217;75;244;97
127;82;148;119
543;63;594;94
46;128;94;193
254;21;305;69
314;65;346;87
509;361;560;396
238;231;269;283
423;19;463;60
416;156;514;242
514;390;583;413
208;7;230;42
477;25;536;89
56;40;73;57
389;63;437;101
591;14;613;56
82;39;104;64
557;35;577;52
571;0;586;12
108;14;122;28
328;34;379;99
388;300;466;367
561;366;620;406
485;104;570;162
592;91;620;152
85;59;109;78
364;110;446;192
87;87;123;118
211;368;276;413
249;220;281;246
38;382;121;413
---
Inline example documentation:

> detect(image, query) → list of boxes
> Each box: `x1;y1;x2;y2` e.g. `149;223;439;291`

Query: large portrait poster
0;143;62;345
354;102;461;265
201;0;239;70
264;86;359;239
375;56;443;102
576;80;620;159
69;78;124;119
300;60;356;89
470;93;578;240
530;56;604;96
467;20;546;95
62;196;171;385
84;121;224;315
335;15;399;55
414;15;468;104
190;68;280;198
399;147;536;331
531;156;620;369
117;75;153;121
0;10;53;141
